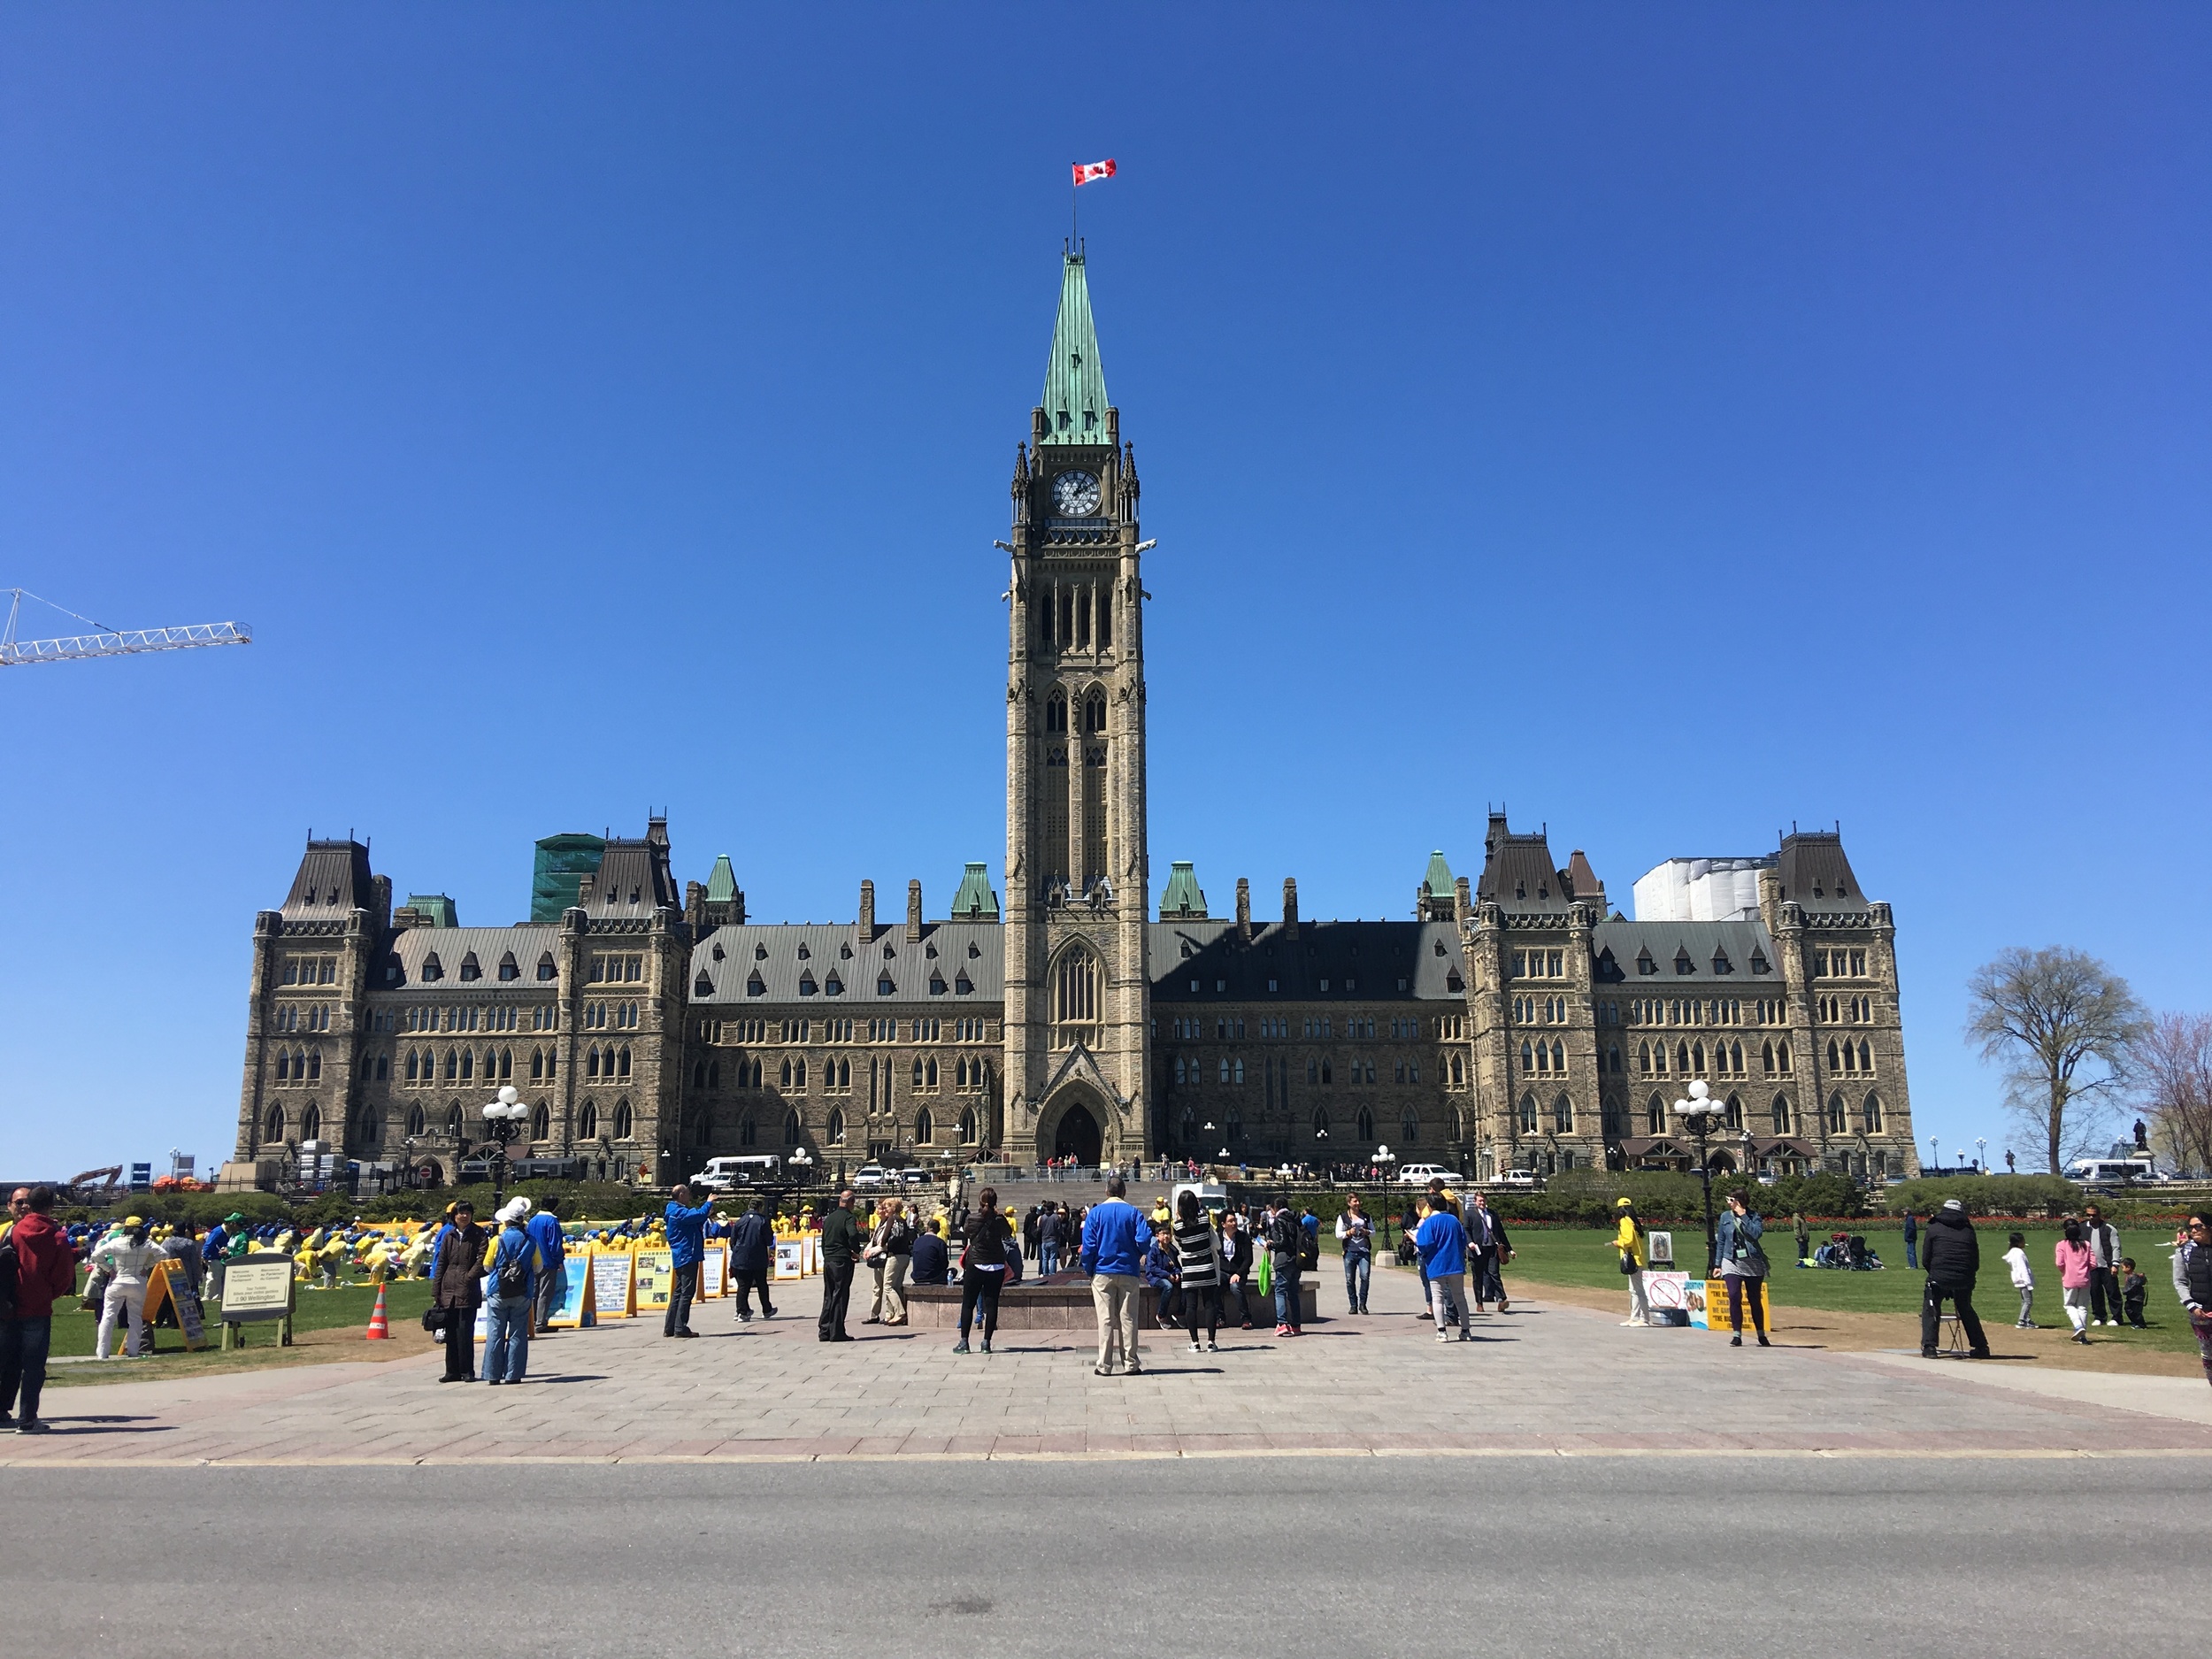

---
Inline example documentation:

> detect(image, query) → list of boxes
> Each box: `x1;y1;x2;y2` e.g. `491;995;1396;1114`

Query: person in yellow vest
1613;1197;1649;1326
1151;1196;1171;1229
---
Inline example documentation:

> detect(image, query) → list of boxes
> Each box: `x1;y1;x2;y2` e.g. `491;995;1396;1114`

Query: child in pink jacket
2055;1220;2093;1344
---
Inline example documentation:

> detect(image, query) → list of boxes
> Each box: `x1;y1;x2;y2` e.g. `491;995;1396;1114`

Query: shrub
1878;1174;2082;1217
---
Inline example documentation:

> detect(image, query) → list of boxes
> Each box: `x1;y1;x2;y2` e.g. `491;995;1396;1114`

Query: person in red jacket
4;1186;81;1432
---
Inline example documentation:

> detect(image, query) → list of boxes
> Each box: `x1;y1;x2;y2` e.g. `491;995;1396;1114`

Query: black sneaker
17;1418;47;1433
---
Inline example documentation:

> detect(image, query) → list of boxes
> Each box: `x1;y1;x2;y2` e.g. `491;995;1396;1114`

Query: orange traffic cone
365;1281;391;1340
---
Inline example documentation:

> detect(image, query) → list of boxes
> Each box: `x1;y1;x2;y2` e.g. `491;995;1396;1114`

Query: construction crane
1;588;250;667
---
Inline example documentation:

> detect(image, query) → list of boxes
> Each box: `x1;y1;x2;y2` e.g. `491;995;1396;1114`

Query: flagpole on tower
1071;164;1079;248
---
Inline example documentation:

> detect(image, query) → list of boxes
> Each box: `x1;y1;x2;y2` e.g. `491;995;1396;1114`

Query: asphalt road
9;1456;2190;1656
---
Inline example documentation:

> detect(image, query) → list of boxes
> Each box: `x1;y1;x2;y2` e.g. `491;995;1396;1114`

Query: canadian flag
1071;158;1117;187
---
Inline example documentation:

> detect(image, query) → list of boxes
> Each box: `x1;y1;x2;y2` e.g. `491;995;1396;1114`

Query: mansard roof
1774;831;1870;913
1420;850;1455;900
282;838;373;919
1150;919;1467;1002
586;834;679;915
380;926;561;991
690;922;1005;1006
1591;918;1778;985
1477;814;1571;914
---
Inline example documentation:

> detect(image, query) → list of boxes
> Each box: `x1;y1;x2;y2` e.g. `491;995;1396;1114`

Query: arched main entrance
1053;1101;1102;1166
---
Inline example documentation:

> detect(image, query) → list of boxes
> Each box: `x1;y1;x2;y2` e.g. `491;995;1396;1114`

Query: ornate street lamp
1671;1082;1726;1275
1375;1144;1396;1248
479;1084;530;1211
1975;1137;1986;1173
1929;1134;1940;1172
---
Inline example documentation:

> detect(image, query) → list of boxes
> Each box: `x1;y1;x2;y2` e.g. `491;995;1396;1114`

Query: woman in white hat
91;1217;164;1359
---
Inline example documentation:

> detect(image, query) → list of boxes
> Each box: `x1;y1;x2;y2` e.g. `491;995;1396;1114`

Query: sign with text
634;1247;674;1314
1701;1277;1769;1333
143;1260;208;1349
700;1244;726;1300
772;1240;803;1281
218;1256;296;1322
590;1248;635;1319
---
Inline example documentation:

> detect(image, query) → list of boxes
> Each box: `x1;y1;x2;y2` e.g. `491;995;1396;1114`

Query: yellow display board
589;1247;636;1319
142;1260;209;1350
634;1247;674;1316
1697;1278;1769;1332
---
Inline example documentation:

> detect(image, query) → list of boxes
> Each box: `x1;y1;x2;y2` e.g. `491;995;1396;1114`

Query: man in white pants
1079;1177;1148;1376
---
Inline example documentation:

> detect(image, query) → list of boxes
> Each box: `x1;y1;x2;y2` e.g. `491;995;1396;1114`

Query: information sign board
634;1247;674;1314
218;1256;296;1322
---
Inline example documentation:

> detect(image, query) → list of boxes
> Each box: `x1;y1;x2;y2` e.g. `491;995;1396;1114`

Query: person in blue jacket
1079;1177;1149;1377
662;1185;715;1339
526;1196;566;1333
1415;1202;1471;1341
727;1195;777;1322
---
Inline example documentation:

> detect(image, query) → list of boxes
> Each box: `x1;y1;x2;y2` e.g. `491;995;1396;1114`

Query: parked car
1486;1170;1543;1192
852;1164;891;1190
895;1167;933;1188
1394;1163;1455;1187
510;1156;586;1181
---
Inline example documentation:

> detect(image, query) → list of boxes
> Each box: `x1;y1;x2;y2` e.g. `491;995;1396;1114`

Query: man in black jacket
818;1190;861;1342
1919;1198;1989;1358
727;1196;776;1323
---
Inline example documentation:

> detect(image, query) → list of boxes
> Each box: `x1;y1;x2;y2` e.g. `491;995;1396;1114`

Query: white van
692;1155;784;1192
1394;1163;1455;1187
1486;1170;1543;1192
1171;1180;1228;1217
2069;1157;2158;1187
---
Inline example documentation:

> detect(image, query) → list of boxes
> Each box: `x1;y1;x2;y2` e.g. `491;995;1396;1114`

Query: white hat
497;1197;533;1224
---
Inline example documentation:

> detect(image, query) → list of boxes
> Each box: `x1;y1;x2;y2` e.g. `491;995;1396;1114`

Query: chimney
906;879;923;941
1282;877;1300;940
859;879;876;935
1235;877;1252;943
647;814;669;847
1455;875;1471;923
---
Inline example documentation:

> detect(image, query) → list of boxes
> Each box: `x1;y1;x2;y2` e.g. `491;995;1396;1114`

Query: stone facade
232;250;1920;1187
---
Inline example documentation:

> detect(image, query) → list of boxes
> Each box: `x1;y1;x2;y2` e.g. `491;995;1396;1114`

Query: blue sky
3;6;2206;1176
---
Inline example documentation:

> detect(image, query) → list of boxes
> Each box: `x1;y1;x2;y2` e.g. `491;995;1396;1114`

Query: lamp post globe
1671;1085;1724;1274
1976;1137;1987;1173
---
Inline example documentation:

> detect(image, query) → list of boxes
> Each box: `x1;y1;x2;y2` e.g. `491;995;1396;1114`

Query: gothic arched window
613;1099;634;1140
579;1101;598;1140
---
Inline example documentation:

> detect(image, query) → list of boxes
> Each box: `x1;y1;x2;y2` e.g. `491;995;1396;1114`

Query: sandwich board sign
772;1239;803;1281
590;1247;636;1319
548;1255;595;1329
700;1243;726;1300
634;1247;674;1316
142;1260;208;1350
217;1253;297;1348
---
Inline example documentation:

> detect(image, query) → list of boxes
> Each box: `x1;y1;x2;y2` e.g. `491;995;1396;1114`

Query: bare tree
2131;1011;2212;1176
1965;947;2146;1174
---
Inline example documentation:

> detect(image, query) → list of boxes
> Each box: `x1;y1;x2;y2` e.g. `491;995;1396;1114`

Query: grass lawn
50;1272;434;1359
1487;1225;2201;1359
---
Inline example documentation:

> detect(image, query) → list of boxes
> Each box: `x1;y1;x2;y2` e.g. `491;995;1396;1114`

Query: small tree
2131;1011;2212;1176
1966;947;2146;1174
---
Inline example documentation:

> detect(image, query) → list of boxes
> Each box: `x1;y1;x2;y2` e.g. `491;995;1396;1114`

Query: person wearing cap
430;1201;488;1382
481;1198;537;1384
526;1196;566;1334
90;1216;164;1360
1919;1196;1989;1359
1613;1198;1648;1326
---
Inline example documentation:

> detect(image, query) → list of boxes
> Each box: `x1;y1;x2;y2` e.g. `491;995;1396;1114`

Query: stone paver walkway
12;1257;2212;1465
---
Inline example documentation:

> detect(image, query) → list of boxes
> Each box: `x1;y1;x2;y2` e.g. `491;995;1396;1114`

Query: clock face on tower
1051;470;1102;518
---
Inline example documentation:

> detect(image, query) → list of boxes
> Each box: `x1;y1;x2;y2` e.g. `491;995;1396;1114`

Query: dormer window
459;952;482;982
1181;942;1193;958
878;976;896;996
926;943;938;958
1515;882;1526;899
956;973;973;995
628;888;641;904
840;944;852;959
755;943;768;960
1636;949;1657;977
695;971;714;996
536;952;557;982
747;972;766;996
1813;883;1824;898
929;975;948;995
1712;950;1733;975
712;943;726;961
1446;970;1464;993
797;973;817;996
1537;883;1548;899
968;943;980;958
826;973;844;996
1749;950;1771;975
421;952;444;983
797;943;810;960
497;952;519;982
1433;941;1446;956
883;943;895;959
1674;949;1695;975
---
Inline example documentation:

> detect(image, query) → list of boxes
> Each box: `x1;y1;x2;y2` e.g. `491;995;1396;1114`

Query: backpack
493;1232;529;1299
1266;1210;1299;1254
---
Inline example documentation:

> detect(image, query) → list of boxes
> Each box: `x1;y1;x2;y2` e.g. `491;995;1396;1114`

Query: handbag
1618;1253;1637;1276
421;1307;447;1337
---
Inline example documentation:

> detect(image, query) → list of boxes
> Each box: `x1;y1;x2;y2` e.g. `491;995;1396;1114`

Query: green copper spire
704;854;739;903
1422;850;1455;901
1041;251;1110;445
950;862;1000;920
1159;861;1207;920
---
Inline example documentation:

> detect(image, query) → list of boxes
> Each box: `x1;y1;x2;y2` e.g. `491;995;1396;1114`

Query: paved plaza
12;1258;2212;1467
